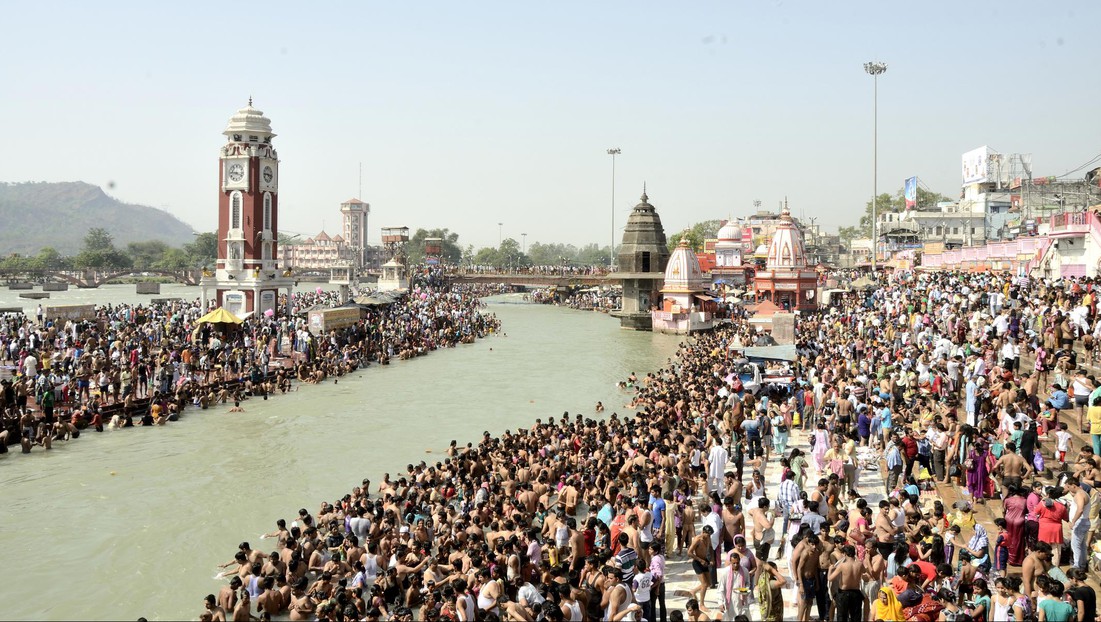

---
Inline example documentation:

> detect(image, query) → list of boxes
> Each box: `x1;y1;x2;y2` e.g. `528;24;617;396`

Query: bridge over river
0;268;201;288
449;272;617;288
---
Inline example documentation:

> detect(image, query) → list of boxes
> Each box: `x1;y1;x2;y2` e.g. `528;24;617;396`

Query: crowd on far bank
0;269;501;456
198;269;1101;622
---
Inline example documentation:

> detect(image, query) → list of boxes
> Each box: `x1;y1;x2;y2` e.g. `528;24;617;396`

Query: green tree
30;247;68;270
527;242;578;266
74;228;131;269
473;246;501;267
667;219;722;252
407;228;463;265
839;187;953;244
154;247;193;269
126;240;170;268
184;232;218;268
576;243;611;266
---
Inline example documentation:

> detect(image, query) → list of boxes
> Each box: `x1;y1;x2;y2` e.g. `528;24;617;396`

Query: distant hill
0;182;196;255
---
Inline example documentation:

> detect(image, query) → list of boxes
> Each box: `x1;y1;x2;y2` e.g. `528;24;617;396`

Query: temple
754;201;818;311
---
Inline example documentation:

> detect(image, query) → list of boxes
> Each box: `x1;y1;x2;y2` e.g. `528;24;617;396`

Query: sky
2;1;1099;250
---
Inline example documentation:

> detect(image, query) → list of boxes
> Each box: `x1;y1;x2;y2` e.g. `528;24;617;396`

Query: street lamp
607;148;620;269
864;61;887;272
498;222;503;247
521;232;527;255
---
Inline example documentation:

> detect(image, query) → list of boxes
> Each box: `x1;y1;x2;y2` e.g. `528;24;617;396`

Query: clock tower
200;100;295;317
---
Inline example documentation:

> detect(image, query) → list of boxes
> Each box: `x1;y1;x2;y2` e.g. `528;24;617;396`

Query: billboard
904;177;918;210
962;146;990;184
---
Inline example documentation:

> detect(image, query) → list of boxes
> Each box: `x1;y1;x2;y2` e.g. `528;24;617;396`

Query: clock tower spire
200;100;295;317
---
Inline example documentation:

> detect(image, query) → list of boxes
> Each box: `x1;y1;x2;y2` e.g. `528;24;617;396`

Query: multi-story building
340;198;370;271
280;230;356;271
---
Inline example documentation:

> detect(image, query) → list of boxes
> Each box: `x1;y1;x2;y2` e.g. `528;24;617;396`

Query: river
0;290;682;621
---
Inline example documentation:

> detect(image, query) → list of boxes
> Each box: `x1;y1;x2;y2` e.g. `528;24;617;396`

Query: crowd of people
0;271;500;456
198;269;1101;622
528;288;619;313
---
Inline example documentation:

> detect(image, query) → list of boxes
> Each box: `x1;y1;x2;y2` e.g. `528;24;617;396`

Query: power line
1054;151;1101;179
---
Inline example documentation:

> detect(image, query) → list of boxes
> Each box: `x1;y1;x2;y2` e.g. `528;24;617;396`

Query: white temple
651;239;715;334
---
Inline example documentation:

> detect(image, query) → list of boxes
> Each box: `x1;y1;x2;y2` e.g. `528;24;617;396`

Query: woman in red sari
1001;485;1028;566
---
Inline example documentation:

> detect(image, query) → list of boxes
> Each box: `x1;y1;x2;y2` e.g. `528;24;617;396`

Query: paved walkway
659;428;889;621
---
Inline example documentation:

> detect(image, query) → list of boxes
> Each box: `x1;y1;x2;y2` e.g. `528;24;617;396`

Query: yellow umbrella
195;307;243;325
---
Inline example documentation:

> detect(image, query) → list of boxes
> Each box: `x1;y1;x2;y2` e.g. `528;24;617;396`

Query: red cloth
1036;502;1067;544
1003;495;1028;566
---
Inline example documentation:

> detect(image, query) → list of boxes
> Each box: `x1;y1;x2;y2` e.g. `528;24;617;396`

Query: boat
19;292;50;299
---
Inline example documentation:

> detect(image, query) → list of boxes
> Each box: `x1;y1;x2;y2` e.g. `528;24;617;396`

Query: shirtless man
204;594;227;622
686;525;714;605
217;577;241;613
1021;543;1053;598
873;500;897;558
828;545;865;622
992;442;1032;493
748;497;776;559
792;533;824;622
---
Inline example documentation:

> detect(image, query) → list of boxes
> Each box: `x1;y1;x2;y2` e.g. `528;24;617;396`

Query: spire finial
248;95;253;107
641;182;648;202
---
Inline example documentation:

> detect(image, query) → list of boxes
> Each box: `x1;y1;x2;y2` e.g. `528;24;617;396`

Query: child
1009;421;1024;449
992;517;1009;577
944;524;961;566
1053;422;1072;467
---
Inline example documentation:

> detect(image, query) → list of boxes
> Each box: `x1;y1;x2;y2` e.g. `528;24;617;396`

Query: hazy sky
2;1;1099;249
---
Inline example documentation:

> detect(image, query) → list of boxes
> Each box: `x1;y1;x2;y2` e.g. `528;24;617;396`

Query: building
711;219;751;286
280;230;356;271
340;198;370;271
652;239;714;333
611;189;669;330
754;203;817;311
200;100;295;317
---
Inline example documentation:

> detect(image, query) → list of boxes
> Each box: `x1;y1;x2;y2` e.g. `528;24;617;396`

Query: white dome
662;239;705;293
765;207;808;269
223;99;275;139
754;244;768;255
717;220;742;242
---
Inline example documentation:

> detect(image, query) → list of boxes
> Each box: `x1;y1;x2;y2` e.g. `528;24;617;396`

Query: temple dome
717;220;742;242
223;99;275;139
662;238;704;293
765;206;808;269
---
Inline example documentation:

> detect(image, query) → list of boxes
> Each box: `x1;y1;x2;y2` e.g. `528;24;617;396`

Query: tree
30;247;68;271
126;240;170;268
154;247;192;269
667;219;723;252
527;242;578;266
576;243;610;266
842;187;953;242
406;228;463;265
184;232;218;268
74;227;131;269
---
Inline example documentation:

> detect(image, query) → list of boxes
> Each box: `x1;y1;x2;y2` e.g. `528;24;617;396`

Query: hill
0;182;196;255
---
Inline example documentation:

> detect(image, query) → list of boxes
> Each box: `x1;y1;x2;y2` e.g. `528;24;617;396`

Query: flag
904;177;918;210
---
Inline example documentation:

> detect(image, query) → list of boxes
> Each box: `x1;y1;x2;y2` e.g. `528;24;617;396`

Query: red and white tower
200;100;295;317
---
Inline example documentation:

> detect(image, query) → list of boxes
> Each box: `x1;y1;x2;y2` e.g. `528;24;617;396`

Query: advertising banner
962;146;990;184
904;177;918;210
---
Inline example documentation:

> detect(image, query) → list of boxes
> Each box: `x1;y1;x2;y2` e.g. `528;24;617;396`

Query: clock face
263;166;274;183
227;163;245;182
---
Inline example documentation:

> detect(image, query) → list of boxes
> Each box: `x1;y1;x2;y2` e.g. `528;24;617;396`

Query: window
971;227;977;235
953;227;959;235
263;193;272;231
231;192;242;229
641;251;651;272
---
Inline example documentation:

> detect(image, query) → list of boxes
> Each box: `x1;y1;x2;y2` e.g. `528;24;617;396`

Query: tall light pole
498;222;503;247
864;61;887;272
521;232;527;255
607;148;621;269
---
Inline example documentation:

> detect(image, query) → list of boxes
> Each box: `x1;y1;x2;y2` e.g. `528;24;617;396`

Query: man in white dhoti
707;437;729;493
